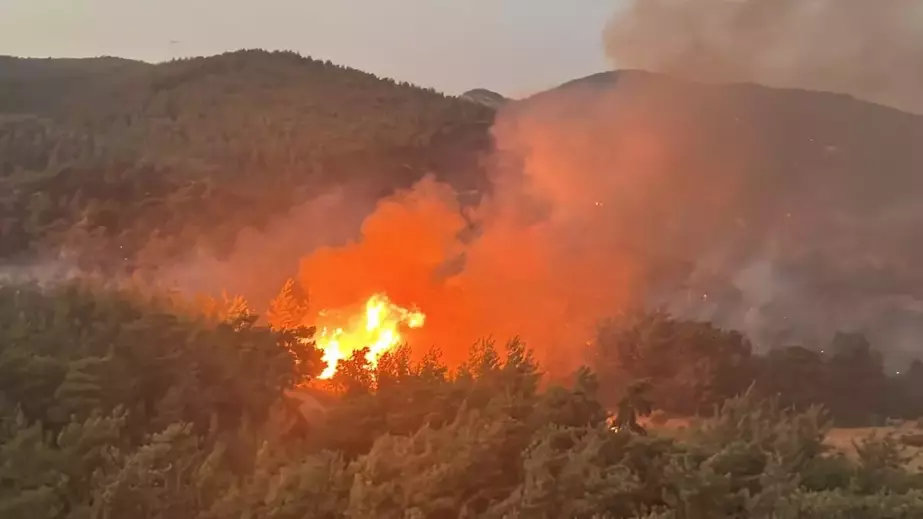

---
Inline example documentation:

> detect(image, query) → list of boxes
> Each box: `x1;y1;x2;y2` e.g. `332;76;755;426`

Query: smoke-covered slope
494;70;923;362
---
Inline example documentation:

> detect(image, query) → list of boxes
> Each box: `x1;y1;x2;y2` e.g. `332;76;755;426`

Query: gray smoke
0;260;84;287
604;0;923;114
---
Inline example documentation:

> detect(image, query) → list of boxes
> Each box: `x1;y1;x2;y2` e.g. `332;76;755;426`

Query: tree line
3;281;923;518
595;310;923;428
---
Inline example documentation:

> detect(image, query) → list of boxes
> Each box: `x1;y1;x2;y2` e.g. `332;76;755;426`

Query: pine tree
51;355;110;421
266;278;308;330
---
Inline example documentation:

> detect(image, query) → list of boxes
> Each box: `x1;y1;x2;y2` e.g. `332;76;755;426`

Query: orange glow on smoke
314;293;425;379
287;174;643;378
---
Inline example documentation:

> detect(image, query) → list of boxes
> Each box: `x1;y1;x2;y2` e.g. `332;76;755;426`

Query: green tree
595;310;753;416
755;346;828;411
825;332;887;426
613;380;653;435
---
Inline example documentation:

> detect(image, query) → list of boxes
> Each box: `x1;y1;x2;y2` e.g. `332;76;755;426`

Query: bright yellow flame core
315;293;425;379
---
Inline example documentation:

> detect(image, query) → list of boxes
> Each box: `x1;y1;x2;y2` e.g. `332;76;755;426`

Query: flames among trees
3;281;923;517
311;293;425;380
252;172;923;427
267;277;427;380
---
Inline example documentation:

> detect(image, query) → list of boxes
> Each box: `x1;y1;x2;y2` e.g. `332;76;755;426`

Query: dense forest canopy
3;50;923;517
2;282;923;517
0;50;494;269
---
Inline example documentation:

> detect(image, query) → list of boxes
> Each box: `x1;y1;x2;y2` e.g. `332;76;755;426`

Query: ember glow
315;293;425;379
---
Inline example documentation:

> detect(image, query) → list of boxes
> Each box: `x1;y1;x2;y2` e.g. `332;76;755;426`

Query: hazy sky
0;0;618;96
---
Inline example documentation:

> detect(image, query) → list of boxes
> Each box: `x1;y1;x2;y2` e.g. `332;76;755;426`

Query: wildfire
315;293;425;379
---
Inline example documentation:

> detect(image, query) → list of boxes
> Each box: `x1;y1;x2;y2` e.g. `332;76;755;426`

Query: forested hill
0;50;494;270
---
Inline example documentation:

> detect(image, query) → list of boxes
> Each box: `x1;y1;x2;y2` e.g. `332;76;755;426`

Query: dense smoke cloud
157;187;376;311
278;77;737;370
265;85;696;371
604;0;923;114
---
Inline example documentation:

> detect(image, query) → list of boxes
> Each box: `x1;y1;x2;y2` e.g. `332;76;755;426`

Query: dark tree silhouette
613;379;653;435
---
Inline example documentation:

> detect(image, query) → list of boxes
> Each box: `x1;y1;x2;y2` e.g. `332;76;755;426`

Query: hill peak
461;88;509;109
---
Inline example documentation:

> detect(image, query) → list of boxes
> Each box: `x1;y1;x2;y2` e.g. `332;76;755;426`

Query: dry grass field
826;422;923;471
643;416;923;471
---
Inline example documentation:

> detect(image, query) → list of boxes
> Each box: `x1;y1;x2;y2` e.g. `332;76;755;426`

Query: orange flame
315;293;425;379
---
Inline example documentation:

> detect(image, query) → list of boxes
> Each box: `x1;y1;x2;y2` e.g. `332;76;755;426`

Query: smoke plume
276;69;923;372
604;0;923;114
281;75;752;371
155;185;377;312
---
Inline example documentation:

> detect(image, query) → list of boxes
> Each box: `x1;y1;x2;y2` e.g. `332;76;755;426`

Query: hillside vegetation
0;51;494;269
3;282;923;518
